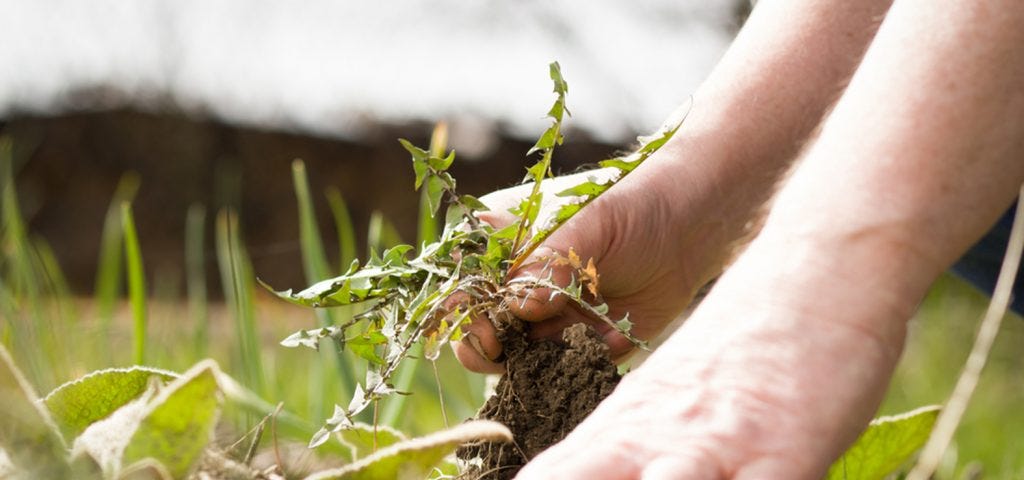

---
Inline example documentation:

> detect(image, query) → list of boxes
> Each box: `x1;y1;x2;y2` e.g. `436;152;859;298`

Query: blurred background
1;1;1021;477
0;0;741;293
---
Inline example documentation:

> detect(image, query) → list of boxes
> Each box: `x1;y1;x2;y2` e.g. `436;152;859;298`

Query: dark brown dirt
457;320;620;479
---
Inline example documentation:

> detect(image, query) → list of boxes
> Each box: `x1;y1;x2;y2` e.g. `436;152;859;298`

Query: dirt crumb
457;321;620;479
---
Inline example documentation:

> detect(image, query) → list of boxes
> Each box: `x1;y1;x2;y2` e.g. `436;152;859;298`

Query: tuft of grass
291;159;358;421
215;209;266;398
94;173;140;335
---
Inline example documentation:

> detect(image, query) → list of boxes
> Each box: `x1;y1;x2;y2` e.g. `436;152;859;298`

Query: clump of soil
457;320;621;479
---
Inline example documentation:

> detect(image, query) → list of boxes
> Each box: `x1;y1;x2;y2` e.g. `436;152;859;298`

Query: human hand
450;150;725;373
514;238;906;479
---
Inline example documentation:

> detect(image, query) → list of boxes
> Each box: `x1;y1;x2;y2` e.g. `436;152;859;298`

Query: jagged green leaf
304;421;512;480
281;326;343;350
826;406;941;480
548;61;568;99
399;139;430;190
0;346;70;478
556;180;610;198
458;195;489;212
427;151;455;172
42;366;177;442
425;175;445;216
121;361;222;479
311;405;355;449
615;314;633;333
597;157;642;173
527;125;561;156
348;332;388;365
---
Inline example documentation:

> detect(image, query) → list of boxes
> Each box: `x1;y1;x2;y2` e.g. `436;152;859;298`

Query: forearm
620;0;893;283
647;0;1024;472
760;0;1024;330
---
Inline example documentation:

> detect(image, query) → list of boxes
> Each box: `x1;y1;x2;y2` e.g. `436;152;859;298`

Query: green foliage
265;62;689;448
292;159;358;422
120;361;221;478
215;209;266;398
0;345;69;478
827;406;941;480
0;346;284;479
95;173;140;332
338;422;407;460
304;420;511;480
43;366;176;441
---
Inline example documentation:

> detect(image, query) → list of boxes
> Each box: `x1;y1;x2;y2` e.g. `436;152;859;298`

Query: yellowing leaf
826;406;941;480
581;257;600;297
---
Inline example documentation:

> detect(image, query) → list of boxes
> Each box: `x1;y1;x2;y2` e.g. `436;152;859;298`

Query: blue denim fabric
949;202;1023;314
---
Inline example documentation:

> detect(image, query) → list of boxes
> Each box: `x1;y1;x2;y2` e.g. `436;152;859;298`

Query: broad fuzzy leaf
304;421;512;480
826;406;941;480
338;423;408;460
119;458;174;480
121;360;222;478
0;346;70;478
43;366;177;442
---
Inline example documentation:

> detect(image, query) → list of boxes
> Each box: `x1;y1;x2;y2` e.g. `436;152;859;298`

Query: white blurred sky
0;1;736;142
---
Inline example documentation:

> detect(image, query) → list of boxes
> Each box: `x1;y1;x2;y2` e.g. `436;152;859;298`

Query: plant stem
908;186;1024;479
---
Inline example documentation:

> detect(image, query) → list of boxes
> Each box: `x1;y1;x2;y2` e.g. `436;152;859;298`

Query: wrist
727;222;923;352
617;107;796;285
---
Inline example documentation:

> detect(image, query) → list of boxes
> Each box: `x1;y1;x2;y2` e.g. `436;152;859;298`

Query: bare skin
454;0;897;373
454;0;1024;478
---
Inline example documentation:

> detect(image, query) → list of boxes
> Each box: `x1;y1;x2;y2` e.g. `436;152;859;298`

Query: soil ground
457;321;620;479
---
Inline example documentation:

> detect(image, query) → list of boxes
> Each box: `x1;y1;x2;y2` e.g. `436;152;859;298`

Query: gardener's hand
521;0;1024;474
515;240;908;478
451;154;722;373
450;0;900;373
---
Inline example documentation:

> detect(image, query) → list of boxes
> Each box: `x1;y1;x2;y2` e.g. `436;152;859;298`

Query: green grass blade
185;203;208;357
215;209;266;396
291;160;356;420
366;210;403;257
325;186;357;271
0;141;46;384
94;173;140;332
292;160;333;280
121;202;147;366
29;236;77;377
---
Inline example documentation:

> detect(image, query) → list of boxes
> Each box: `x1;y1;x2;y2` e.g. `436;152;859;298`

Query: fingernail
465;332;490;360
